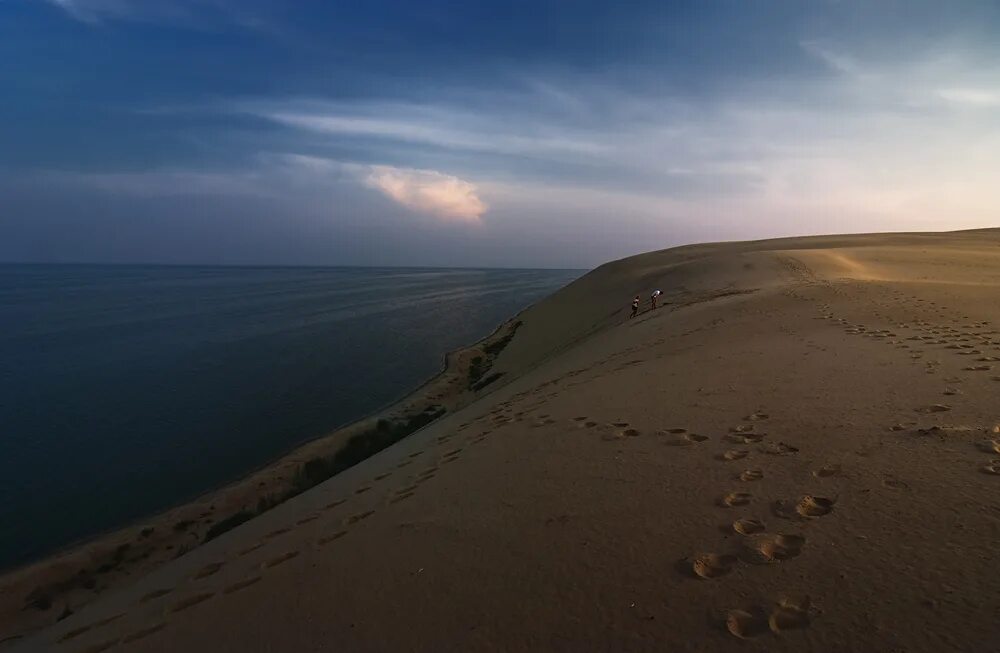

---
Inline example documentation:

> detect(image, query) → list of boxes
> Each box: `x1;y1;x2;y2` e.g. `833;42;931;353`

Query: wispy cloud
365;166;487;222
246;101;608;161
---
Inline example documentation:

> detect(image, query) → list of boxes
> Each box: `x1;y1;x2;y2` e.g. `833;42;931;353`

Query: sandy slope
8;229;1000;652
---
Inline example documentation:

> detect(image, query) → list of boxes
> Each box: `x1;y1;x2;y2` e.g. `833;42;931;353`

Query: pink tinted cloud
365;165;487;222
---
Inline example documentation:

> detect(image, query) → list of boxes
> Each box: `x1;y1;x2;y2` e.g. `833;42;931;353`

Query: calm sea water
0;264;580;570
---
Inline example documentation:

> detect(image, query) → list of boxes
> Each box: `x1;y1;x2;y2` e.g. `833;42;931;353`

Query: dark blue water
0;264;580;570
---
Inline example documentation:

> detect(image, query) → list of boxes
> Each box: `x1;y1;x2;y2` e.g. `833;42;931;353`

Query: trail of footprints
809;285;1000;479
54;391;554;652
570;407;831;639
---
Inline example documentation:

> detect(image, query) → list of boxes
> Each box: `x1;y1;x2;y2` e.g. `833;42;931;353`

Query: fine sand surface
6;228;1000;652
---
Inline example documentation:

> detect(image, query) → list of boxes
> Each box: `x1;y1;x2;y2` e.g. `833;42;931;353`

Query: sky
1;1;999;268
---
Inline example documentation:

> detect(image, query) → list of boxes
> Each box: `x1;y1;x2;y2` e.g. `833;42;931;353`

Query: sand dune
7;229;1000;652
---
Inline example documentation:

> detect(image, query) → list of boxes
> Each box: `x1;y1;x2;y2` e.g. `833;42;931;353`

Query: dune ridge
6;228;1000;652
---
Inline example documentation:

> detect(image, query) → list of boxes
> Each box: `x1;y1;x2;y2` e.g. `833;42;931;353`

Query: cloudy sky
2;1;999;268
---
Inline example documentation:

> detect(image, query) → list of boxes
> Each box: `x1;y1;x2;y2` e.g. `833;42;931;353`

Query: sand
5;228;1000;652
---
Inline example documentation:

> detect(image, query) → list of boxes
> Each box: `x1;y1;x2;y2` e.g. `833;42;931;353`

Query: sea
0;264;581;571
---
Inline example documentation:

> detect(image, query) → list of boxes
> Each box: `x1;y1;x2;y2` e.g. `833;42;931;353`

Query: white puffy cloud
364;166;487;223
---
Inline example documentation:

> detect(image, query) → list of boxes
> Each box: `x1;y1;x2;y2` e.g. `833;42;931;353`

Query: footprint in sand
223;576;262;594
795;495;835;518
345;510;375;524
743;533;805;563
122;623;167;644
139;588;172;604
169;592;215;613
317;531;347;545
296;515;319;525
720;492;752;507
976;439;1000;454
661;429;708;445
727;432;765;444
982;460;1000;475
769;597;813;633
745;412;770;421
812;464;842;478
192;562;224;580
730;424;756;434
263;551;299;568
915;404;951;413
732;518;766;535
759;441;798;455
719;449;749;461
725;607;770;639
239;542;264;556
57;614;124;643
323;499;346;511
390;491;417;503
963;365;992;371
689;553;737;579
738;469;763;482
265;527;291;539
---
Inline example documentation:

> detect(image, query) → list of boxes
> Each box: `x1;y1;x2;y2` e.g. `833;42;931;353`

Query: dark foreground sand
6;229;1000;652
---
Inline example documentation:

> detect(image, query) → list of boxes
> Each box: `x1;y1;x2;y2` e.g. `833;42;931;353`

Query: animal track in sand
738;469;763;482
720;492;752;507
744;533;805;563
812;464;842;478
915;404;951;413
263;551;299;568
719;450;749;461
169;592;215;613
193;562;224;580
223;576;262;594
795;495;835;518
690;553;737;579
732;518;766;535
122;623;167;644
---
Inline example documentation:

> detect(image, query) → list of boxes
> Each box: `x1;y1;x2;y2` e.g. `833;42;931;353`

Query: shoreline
0;311;531;642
